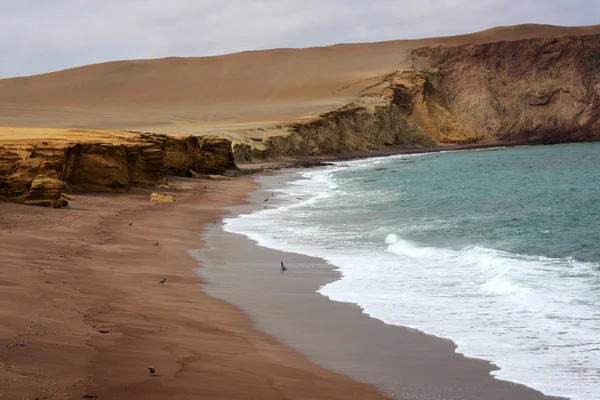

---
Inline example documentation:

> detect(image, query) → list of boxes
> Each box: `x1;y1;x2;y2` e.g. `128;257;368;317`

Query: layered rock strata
0;132;235;207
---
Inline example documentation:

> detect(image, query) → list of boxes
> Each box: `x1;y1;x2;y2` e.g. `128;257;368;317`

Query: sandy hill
1;24;599;135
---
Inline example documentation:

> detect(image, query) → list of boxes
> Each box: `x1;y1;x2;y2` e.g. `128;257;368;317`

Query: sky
1;0;598;78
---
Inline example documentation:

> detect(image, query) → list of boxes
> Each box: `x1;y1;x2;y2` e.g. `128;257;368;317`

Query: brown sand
1;24;599;134
0;177;386;399
196;173;566;400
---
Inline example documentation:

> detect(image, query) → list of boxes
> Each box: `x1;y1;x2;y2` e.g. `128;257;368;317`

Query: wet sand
0;176;385;399
195;172;566;400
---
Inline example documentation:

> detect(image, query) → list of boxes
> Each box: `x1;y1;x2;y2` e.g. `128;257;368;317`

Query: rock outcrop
409;34;600;143
0;131;235;207
232;101;436;162
150;193;175;203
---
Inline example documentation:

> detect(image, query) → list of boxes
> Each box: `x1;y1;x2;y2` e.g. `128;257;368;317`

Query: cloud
0;0;597;78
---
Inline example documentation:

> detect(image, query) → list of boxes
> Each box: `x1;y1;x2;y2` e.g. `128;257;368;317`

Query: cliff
2;25;600;207
0;129;235;207
230;100;435;162
223;33;600;161
407;34;600;144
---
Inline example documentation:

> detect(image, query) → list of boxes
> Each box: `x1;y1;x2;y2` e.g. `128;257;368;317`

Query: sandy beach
0;175;386;399
1;18;599;400
196;172;567;400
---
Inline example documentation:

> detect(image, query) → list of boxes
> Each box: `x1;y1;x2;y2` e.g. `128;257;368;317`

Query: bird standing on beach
154;241;159;246
148;366;155;375
280;261;287;272
159;278;166;285
264;198;269;202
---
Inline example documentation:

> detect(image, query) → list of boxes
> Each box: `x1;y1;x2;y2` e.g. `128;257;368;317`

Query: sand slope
1;24;599;133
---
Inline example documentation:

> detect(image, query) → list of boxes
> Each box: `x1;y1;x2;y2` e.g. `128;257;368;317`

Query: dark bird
280;261;287;272
154;241;159;246
159;278;166;285
213;220;217;224
264;198;269;202
128;223;133;226
148;366;155;375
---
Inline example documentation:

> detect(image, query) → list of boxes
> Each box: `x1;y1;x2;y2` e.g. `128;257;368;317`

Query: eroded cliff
231;101;435;162
229;33;600;161
0;129;235;207
409;34;600;143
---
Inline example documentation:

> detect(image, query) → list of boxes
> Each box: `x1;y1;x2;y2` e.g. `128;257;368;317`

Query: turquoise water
335;144;600;261
225;143;600;400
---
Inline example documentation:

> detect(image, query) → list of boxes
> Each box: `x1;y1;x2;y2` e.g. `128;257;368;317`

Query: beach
0;17;598;400
197;171;568;400
0;175;386;399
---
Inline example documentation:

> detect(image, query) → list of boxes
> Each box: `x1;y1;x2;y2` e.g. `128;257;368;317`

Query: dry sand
0;177;386;399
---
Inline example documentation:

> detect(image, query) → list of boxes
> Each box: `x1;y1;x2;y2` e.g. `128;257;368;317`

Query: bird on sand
264;198;269;202
148;366;156;375
154;241;159;246
159;278;166;285
280;261;287;272
128;223;133;226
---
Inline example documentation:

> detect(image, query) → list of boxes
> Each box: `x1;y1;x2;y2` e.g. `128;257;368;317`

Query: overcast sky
1;0;598;78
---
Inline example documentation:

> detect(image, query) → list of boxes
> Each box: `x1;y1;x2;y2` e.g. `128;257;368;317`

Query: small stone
150;193;175;203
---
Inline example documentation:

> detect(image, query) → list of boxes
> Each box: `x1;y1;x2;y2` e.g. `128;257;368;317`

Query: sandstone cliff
0;129;235;207
231;100;435;162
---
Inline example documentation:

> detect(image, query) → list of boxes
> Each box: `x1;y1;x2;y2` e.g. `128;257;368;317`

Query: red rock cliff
410;34;600;143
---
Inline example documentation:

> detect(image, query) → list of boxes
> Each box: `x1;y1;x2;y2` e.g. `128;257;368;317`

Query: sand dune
0;24;599;134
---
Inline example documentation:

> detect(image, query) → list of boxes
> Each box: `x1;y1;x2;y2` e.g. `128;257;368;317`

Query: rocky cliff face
232;101;436;162
410;34;600;143
232;34;600;161
0;132;235;207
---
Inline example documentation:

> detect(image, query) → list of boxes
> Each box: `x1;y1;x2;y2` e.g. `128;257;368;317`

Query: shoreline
238;142;534;173
308;142;532;163
0;175;386;399
196;171;567;400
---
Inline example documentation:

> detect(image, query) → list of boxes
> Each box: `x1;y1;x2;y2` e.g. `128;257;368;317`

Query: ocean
223;143;600;400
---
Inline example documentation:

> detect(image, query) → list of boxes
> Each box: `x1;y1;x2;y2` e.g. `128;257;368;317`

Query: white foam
384;233;400;244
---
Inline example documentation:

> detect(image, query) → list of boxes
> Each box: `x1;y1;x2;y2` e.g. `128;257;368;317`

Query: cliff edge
1;24;600;206
0;128;235;207
410;34;600;144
